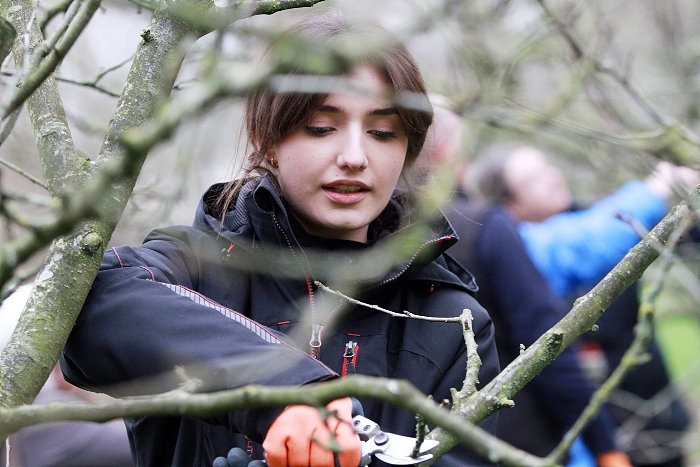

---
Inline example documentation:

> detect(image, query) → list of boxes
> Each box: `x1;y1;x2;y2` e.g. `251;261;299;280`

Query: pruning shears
353;413;439;466
213;402;439;467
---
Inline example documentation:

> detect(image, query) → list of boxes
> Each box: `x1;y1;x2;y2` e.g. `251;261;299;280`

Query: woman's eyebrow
370;107;399;116
316;105;399;116
317;104;341;113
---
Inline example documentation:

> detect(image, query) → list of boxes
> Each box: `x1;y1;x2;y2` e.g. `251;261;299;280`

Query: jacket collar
193;175;472;290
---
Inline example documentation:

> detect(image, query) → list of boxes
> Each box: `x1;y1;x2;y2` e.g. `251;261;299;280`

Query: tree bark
0;6;201;409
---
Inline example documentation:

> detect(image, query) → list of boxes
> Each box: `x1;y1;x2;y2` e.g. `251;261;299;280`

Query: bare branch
31;0;84;70
0;17;15;64
0;374;540;467
315;281;462;323
54;75;121;97
0;0;102;122
0;158;47;189
38;0;73;35
534;0;668;127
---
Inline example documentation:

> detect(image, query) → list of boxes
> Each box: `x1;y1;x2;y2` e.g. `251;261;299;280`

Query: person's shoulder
145;224;218;246
477;205;520;241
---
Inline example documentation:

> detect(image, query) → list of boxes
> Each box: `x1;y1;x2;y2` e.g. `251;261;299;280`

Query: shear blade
371;435;439;465
375;452;433;465
383;435;439;455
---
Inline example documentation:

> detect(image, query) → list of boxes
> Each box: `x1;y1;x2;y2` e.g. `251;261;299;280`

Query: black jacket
61;176;499;467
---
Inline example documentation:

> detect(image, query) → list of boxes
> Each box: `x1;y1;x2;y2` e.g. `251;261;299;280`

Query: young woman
60;11;499;467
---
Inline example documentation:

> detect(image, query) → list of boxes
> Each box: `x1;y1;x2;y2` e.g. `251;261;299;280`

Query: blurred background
0;0;699;464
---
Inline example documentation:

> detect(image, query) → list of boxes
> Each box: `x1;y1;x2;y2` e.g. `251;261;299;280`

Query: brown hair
216;10;433;217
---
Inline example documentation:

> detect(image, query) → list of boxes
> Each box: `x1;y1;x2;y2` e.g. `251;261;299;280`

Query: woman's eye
305;126;334;136
370;130;397;140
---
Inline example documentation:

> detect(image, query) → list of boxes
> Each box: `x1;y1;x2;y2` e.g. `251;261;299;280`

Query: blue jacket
519;181;666;297
60;176;500;467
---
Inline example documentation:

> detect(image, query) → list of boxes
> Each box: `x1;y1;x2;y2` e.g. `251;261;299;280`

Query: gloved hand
596;450;633;467
262;397;361;467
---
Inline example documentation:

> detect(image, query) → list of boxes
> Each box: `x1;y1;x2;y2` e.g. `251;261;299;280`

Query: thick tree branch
0;0;90;408
0;5;200;409
0;374;539;466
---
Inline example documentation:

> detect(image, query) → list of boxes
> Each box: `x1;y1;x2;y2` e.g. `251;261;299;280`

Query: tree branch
0;157;47;189
0;374;540;467
0;0;102;126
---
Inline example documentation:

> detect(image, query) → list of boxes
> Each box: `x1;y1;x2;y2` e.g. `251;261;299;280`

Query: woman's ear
266;146;279;169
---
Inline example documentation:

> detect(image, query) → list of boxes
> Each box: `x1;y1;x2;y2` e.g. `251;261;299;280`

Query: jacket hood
192;175;476;291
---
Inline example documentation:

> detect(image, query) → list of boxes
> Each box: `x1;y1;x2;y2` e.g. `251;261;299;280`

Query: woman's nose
336;129;368;170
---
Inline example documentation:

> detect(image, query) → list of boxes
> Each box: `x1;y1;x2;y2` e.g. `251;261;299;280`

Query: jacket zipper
310;323;323;359
271;208;321;357
369;235;454;290
342;340;359;377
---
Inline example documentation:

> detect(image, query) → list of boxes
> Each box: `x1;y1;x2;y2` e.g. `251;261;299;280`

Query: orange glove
263;397;361;467
596;450;633;467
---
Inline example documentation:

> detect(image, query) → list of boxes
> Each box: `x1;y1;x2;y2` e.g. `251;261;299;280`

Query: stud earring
270;157;278;168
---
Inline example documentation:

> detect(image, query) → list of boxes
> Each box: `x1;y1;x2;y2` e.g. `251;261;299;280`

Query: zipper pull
221;243;234;261
309;324;324;359
342;340;358;377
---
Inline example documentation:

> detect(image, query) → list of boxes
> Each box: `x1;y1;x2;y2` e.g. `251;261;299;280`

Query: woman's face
268;65;409;243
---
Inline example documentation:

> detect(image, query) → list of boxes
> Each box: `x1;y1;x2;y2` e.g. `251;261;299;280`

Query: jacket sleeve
477;209;619;455
518;181;667;297
60;226;336;442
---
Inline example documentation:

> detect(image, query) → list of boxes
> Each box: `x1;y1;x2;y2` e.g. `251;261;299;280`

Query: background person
59;11;500;467
416;106;631;467
474;145;697;467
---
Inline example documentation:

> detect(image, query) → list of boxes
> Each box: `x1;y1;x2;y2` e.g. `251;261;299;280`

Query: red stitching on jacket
159;283;336;374
139;266;155;281
112;247;124;268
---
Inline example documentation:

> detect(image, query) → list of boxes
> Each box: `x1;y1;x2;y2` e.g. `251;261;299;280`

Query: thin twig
534;0;668;127
31;0;83;69
54;76;120;97
456;308;481;397
20;8;36;79
0;375;540;467
616;210;700;303
0;158;47;189
0;106;20;147
0;0;101;121
93;53;134;84
31;51;133;98
39;0;73;35
314;281;461;323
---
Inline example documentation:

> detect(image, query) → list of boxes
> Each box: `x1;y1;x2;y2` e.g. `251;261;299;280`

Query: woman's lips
322;182;369;204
